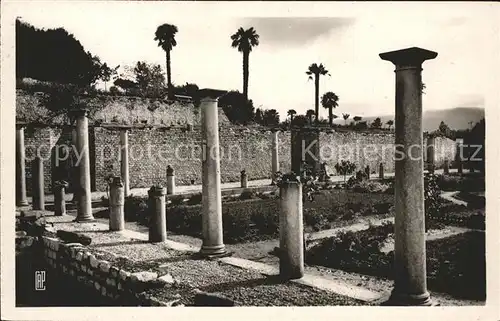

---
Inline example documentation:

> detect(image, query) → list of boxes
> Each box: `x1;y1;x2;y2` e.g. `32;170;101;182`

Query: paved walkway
441;191;468;206
26;167;461;204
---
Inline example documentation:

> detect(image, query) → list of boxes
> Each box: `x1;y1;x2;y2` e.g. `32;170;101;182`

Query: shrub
239;190;257;200
351;180;390;194
186;193;202;205
124;195;149;224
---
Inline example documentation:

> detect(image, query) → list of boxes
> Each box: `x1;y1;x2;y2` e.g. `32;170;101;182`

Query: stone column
120;129;130;196
443;159;449;174
71;109;94;222
148;185;167;242
16;124;29;206
380;47;437;306
279;176;304;279
240;170;248;188
166;165;176;195
426;135;435;174
199;90;228;257
271;130;280;183
379;163;385;180
70;127;78;200
53;180;68;216
32;156;45;210
109;177;125;231
455;138;464;174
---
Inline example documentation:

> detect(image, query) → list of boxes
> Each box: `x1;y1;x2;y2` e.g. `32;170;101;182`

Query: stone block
89;255;99;268
101;286;107;297
94;281;101;291
119;269;130;281
99;261;111;273
76;252;84;262
109;266;119;279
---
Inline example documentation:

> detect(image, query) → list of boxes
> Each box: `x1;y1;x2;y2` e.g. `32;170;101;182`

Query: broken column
71;109;94;222
279;175;304;279
271;130;280;183
53;180;68;216
240;170;248;188
379;163;385;180
380;47;437;306
109;177;125;231
166;165;175;195
443;159;449;174
16;123;29;206
148;185;167;242
426;135;435;174
32;156;45;210
120;129;130;196
199;89;228;257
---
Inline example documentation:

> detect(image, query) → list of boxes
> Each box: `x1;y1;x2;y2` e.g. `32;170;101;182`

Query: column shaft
120;130;130;196
16;126;28;206
74;110;94;221
200;98;226;256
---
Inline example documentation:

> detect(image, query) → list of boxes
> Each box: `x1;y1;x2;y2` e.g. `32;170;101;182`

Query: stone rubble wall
40;236;178;306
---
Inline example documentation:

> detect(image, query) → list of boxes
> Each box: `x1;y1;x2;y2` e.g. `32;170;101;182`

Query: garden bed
306;225;485;300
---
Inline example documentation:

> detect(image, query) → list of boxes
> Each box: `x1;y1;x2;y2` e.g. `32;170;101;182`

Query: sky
8;1;499;121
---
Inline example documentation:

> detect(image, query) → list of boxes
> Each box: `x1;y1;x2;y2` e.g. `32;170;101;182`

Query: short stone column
109;177;125;231
120;129;130;196
199;90;228;257
379;163;385;180
365;165;370;179
240;170;248;188
279;176;304;279
71;109;94;222
32;156;45;210
443;159;449;174
271;130;280;183
53;180;68;216
166;165;176;195
16;124;29;206
426;135;435;174
148;185;167;242
380;46;438;306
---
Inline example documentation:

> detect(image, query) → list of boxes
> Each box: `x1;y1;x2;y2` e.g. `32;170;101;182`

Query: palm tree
342;113;350;125
321;92;339;126
306;109;315;124
386;120;394;130
231;27;260;100
306;63;330;124
287;109;297;122
154;23;178;94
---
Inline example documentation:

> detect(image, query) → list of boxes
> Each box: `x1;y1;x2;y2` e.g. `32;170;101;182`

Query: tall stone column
199;89;229;258
120;129;130;196
16;124;29;206
271;130;280;183
71;109;94;222
380;47;437;306
426;135;435;173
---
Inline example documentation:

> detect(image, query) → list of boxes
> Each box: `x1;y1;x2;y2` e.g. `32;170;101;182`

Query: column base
74;216;96;223
16;200;29;207
381;290;438;306
199;244;232;259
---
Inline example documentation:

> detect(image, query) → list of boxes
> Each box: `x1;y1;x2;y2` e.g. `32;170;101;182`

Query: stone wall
40;236;179;306
21;126;458;194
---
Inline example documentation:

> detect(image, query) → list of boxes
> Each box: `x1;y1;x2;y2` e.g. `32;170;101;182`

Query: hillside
333;107;485;132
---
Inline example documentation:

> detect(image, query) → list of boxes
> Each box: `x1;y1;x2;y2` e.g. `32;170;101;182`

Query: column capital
16;122;28;129
380;47;437;69
198;88;228;101
68;108;90;118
